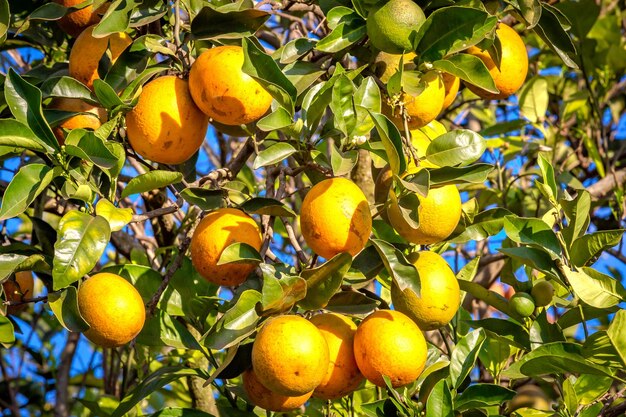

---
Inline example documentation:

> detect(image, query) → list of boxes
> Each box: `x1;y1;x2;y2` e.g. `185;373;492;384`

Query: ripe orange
189;45;272;126
252;315;329;396
310;313;364;399
243;368;312;412
372;51;416;84
353;309;427;387
3;271;34;315
391;251;460;330
300;177;372;259
383;71;445;130
50;98;107;144
190;208;262;286
441;72;460;110
125;76;209;164
54;0;108;37
77;272;145;347
69;25;132;89
465;23;528;99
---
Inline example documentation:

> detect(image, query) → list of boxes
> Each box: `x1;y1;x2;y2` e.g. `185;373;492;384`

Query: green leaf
455;384;516;412
96;199;133;232
0;119;48;153
137;309;202;349
432;54;498;94
330;145;358;177
0;315;15;346
499;246;561;281
537;152;558;201
191;6;269;39
449;328;486;389
325;290;380;315
369;111;406;176
503;216;561;258
414;7;497;63
501;342;613;379
121;170;183;198
217;243;262;265
582;331;624;368
426;129;486;167
607;309;626;368
561;190;591;246
513;0;542;28
0;164;56;221
427;164;494;186
4;68;59;151
299;252;352;310
278;38;316;64
180;188;226;211
257;267;306;316
41;76;94;103
330;75;356;136
241;38;297;115
92;79;125;109
467;318;530;350
569;230;624;267
0;0;9;39
204;290;261;350
256;107;293;132
92;0;138;37
370;239;420;296
110;367;207;417
426;380;454;417
0;254;28;282
316;15;366;53
52;211;111;290
563;267;625;309
573;374;613;406
109;36;165;93
240;197;296;217
48;286;90;332
519;76;549;123
450;208;512;243
530;310;566;350
534;3;578;68
253;142;297;169
459;281;519;320
64;129;119;170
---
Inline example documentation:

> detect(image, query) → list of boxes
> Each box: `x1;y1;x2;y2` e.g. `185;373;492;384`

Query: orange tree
0;0;625;416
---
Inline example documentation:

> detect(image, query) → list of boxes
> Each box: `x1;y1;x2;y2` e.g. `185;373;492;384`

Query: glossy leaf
503;215;561;258
96;199;133;232
121;170;183;198
48;286;90;332
216;243;262;265
64;129;119;170
534;3;578;68
519;76;549;123
564;267;625;309
316;15;366;53
93;0;138;37
427;164;494;186
299;252;352;310
41;76;94;102
253;142;297;169
369;111;406;175
433;54;498;94
0;164;56;221
450;208;512;243
203;290;261;350
0;254;28;282
371;239;420;296
241;197;296;217
425;379;454;417
561;190;591;246
180;188;227;211
0;119;48;153
137;309;202;349
426;129;486;167
52;211;111;290
191;6;269;39
569;230;623;267
449;328;486;388
0;315;15;346
149;409;217;417
607;309;626;367
455;384;515;412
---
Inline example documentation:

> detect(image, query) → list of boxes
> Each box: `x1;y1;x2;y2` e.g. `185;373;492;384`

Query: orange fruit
69;25;132;89
3;271;34;315
300;177;372;259
391;251;460;330
190;208;262;287
243;368;312;412
251;315;329;396
50;98;107;145
372;52;417;84
465;23;528;99
77;272;145;347
54;0;108;37
353;309;427;387
189;45;272;126
441;72;460;110
310;313;364;400
383;71;445;130
125;76;208;164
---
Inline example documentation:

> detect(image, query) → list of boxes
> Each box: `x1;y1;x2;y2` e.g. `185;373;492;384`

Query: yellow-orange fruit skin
189;45;272;125
125;76;208;164
3;271;34;315
465;24;528;99
441;72;460;110
190;208;262;287
310;313;364;400
391;251;460;330
54;0;108;37
353;310;427;387
77;273;145;347
251;315;330;396
243;368;312;412
300;178;372;260
69;25;132;89
50;98;107;145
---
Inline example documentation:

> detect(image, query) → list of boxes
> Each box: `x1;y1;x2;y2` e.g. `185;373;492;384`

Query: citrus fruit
509;292;535;317
531;280;555;307
372;51;416;84
3;271;34;315
251;315;329;396
366;0;426;54
407;120;447;170
387;179;462;245
391;251;460;330
54;0;107;37
125;76;209;164
310;313;364;400
77;272;145;347
441;72;460;110
50;98;107;145
383;71;445;130
190;208;262;287
243;368;312;412
68;25;132;89
465;23;528;99
354;309;427;387
508;385;551;412
189;45;272;126
300;177;372;259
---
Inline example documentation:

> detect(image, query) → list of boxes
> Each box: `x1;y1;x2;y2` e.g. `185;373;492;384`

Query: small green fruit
510;292;535;317
531;280;555;307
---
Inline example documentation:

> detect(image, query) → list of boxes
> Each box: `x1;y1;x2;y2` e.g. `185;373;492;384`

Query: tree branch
587;168;626;199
